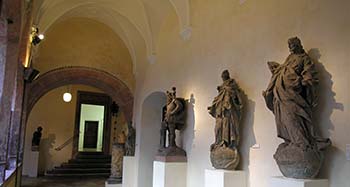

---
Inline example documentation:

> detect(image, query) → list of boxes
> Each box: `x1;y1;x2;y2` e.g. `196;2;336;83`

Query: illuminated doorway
73;91;112;156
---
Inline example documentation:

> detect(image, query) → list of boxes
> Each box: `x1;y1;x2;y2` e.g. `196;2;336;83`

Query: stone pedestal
122;156;136;187
270;176;329;187
26;151;39;178
105;181;122;187
152;161;187;187
106;144;125;186
205;169;246;187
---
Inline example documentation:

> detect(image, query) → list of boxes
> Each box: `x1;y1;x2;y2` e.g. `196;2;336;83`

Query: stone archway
26;66;133;122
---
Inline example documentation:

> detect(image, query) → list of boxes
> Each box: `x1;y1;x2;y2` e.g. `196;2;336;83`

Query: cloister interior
0;0;349;187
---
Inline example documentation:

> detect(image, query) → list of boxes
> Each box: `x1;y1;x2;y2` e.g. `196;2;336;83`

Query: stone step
45;172;110;177
76;154;111;159
68;158;111;164
61;163;111;168
46;154;112;177
48;168;110;174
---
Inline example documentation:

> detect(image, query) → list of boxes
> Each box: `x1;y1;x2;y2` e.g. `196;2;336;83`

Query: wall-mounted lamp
31;27;44;46
63;86;72;103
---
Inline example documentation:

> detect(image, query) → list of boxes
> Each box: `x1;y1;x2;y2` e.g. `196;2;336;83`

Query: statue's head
288;37;304;54
221;70;230;81
37;126;43;132
166;87;177;103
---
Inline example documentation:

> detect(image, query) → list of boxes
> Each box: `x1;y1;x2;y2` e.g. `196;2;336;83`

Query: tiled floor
21;177;122;187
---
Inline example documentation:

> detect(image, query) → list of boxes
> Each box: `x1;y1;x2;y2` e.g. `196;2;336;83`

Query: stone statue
125;122;136;156
263;37;331;179
158;87;186;157
208;70;243;170
31;126;43;151
107;143;125;184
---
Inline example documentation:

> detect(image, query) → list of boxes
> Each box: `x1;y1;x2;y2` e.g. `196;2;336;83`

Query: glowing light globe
63;92;72;102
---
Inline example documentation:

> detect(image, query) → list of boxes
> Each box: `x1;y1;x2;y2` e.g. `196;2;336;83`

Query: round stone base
210;146;239;170
274;143;324;179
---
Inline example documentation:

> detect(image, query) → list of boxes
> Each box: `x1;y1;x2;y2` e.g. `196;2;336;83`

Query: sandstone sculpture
125;122;136;156
208;70;243;170
263;37;331;179
158;87;187;157
107;143;125;184
31;126;43;151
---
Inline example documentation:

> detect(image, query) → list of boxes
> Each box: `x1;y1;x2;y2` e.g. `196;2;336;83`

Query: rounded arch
137;91;166;187
26;66;133;121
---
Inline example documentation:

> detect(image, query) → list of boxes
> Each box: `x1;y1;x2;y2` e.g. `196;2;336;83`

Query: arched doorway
26;66;133;122
137;92;166;187
21;66;133;177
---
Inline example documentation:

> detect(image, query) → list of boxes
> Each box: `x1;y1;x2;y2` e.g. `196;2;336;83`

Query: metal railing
54;131;80;151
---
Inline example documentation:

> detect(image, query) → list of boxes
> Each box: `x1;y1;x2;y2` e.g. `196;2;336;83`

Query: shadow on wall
181;93;196;156
308;48;345;181
39;134;56;175
238;91;256;187
138;92;166;187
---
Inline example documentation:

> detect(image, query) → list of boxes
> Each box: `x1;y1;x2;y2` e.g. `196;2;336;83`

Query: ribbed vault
32;0;191;67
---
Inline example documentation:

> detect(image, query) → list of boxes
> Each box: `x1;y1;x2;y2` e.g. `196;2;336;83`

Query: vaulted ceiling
32;0;191;74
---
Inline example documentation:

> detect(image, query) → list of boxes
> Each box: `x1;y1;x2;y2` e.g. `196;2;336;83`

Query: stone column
7;111;20;169
8;65;25;168
107;143;125;185
0;15;8;184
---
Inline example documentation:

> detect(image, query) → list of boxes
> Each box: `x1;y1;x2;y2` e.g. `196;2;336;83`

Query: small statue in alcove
263;37;331;179
158;87;187;158
208;70;243;170
31;126;43;151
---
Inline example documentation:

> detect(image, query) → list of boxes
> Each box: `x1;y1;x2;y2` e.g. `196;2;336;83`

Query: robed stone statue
158;87;187;158
125;122;136;156
208;70;243;170
263;37;331;179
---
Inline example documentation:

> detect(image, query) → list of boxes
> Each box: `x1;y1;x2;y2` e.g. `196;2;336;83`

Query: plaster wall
133;1;350;187
23;85;125;174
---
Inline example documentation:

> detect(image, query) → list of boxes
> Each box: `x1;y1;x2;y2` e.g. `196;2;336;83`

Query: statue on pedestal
158;87;187;158
108;143;125;184
208;70;243;170
263;37;331;179
125;122;136;156
31;126;43;151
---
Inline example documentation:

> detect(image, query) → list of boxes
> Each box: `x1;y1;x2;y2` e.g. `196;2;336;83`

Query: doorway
73;91;112;157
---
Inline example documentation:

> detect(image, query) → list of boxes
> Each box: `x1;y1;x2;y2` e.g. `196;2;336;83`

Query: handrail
54;131;80;151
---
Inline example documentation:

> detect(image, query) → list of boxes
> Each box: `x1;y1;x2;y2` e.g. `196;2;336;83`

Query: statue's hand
262;90;266;97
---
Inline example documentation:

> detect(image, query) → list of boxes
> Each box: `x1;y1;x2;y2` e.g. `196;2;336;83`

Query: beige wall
34;18;135;91
23;84;127;174
133;1;350;187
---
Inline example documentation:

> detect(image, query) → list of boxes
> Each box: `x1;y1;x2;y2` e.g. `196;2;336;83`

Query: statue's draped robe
209;79;242;147
263;53;330;150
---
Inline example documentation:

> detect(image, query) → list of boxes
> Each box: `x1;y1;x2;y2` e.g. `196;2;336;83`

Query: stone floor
21;177;122;187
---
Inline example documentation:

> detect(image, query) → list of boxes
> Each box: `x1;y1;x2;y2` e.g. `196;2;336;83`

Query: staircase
46;152;111;177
